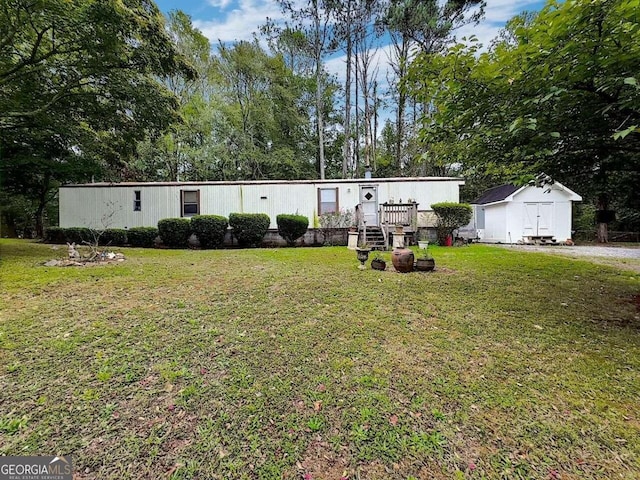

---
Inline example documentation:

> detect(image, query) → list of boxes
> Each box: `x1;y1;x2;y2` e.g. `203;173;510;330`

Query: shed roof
473;184;519;205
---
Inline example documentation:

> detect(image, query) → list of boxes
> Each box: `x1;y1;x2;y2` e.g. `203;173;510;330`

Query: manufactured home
466;182;582;244
59;177;464;245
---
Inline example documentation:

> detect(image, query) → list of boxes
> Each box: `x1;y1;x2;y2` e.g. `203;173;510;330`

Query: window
133;190;141;211
318;188;338;215
181;190;200;216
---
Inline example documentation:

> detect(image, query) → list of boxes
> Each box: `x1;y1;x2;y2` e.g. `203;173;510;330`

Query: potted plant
417;231;429;250
355;242;371;269
415;245;435;272
371;252;386;271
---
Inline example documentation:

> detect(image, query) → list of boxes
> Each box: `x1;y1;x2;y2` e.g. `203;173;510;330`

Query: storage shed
59;177;464;233
469;182;582;244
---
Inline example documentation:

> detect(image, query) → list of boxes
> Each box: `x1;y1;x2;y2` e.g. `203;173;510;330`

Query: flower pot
395;225;404;234
391;248;414;273
371;259;386;271
418;240;429;250
356;247;371;269
415;258;435;272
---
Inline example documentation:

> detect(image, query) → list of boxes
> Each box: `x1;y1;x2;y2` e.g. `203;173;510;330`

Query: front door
360;185;378;226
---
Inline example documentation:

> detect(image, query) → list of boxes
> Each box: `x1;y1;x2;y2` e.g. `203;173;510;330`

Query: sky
154;0;546;49
153;0;546;127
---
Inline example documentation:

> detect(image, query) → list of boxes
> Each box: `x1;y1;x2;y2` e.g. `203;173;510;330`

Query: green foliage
318;209;354;246
407;0;640;228
61;228;93;245
99;229;127;247
157;218;192;248
431;203;472;244
276;214;309;246
0;0;193;235
190;215;228;249
228;213;270;247
127;227;159;248
44;227;66;244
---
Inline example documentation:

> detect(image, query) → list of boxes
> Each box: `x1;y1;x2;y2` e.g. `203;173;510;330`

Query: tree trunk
35;172;52;238
395;34;409;174
314;1;326;180
342;33;352;178
354;40;360;176
596;193;609;243
373;80;378;172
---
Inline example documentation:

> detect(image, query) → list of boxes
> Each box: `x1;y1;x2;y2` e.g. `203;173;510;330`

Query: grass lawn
1;239;639;480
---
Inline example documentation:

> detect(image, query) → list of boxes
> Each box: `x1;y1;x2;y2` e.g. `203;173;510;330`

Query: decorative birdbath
355;247;371;270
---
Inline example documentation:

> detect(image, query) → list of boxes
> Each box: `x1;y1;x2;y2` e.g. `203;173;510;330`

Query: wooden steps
362;226;386;250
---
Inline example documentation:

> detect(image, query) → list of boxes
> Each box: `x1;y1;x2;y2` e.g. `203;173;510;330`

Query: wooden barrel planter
391;248;414;273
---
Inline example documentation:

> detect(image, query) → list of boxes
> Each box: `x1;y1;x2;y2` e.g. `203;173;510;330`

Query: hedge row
45;212;310;249
44;227;159;247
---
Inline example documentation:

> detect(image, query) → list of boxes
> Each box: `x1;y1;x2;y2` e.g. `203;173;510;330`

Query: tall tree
408;0;640;239
0;0;193;235
273;0;334;179
383;0;484;172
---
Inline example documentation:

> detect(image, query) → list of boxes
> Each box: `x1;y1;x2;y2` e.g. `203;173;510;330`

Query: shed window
181;190;200;216
133;190;141;211
318;188;339;215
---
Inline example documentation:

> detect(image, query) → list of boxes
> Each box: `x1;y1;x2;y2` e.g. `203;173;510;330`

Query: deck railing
380;202;418;230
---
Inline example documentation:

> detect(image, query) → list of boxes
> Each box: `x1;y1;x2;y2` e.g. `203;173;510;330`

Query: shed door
360;185;378;226
524;202;553;236
537;203;553;236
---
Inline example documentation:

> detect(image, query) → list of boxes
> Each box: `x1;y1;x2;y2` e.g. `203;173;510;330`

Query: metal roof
61;177;465;188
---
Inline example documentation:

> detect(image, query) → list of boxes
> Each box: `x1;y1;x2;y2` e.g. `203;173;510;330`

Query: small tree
276;214;309;246
431;202;472;245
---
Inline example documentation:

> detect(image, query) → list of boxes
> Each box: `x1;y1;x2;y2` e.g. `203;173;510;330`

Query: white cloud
207;0;234;9
194;0;286;44
455;0;542;48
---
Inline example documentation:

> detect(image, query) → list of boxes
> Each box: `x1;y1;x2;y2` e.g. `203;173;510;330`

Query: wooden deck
356;202;419;249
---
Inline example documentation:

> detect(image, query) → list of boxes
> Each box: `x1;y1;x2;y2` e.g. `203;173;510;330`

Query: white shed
470;182;582;244
59;177;464;231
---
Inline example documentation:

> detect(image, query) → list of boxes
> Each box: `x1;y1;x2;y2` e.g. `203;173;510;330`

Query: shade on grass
0;239;639;479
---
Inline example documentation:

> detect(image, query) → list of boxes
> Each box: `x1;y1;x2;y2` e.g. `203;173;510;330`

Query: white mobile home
470;182;582;244
59;177;465;233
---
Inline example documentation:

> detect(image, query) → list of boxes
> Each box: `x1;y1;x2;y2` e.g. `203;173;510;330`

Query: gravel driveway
504;245;640;259
496;244;640;272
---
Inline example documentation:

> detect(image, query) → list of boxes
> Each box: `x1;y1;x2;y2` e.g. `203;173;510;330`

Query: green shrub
430;202;472;245
158;218;192;248
99;228;127;246
229;213;270;247
276;214;309;246
63;227;94;244
191;215;228;249
127;227;158;248
44;227;66;244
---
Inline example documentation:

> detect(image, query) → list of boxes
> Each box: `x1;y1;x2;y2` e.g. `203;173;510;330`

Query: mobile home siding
59;178;464;230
